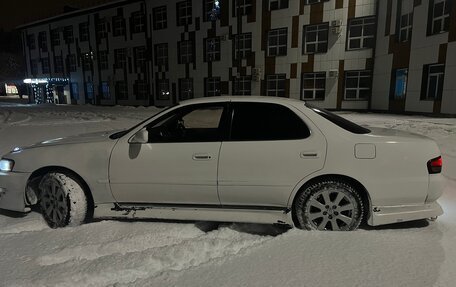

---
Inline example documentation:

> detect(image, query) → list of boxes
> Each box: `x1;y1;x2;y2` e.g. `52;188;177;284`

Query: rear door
217;102;326;208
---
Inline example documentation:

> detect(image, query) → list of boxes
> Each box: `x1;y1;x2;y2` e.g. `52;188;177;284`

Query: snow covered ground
0;102;455;287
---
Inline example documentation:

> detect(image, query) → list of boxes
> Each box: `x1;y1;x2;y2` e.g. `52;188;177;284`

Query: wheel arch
26;166;94;220
290;174;372;226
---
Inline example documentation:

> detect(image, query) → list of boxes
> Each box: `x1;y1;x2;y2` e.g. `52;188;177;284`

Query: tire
294;179;364;231
39;172;88;228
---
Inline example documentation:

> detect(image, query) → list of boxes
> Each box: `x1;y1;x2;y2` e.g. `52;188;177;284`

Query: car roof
179;96;306;106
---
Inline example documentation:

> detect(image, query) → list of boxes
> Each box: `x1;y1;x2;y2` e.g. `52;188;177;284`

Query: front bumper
0;171;31;212
369;201;443;226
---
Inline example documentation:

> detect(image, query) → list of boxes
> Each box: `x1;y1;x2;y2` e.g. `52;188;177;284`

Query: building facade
18;0;456;114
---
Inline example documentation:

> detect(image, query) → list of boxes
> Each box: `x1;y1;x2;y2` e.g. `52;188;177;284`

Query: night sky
0;0;117;31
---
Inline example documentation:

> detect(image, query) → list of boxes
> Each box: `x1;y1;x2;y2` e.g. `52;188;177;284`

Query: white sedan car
0;97;444;231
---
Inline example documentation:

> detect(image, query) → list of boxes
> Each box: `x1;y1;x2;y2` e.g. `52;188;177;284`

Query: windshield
109;105;177;139
305;103;371;134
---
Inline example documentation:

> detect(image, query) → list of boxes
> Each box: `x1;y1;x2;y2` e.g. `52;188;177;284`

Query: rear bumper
369;201;443;226
0;171;30;212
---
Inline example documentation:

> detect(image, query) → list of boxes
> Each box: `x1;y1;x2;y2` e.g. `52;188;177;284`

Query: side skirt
93;203;294;226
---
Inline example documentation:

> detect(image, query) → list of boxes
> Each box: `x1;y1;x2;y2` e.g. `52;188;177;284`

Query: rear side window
230;102;311;141
306;103;371;134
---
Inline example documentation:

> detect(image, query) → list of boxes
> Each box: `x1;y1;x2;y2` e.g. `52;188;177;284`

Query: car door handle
192;153;212;160
300;152;320;158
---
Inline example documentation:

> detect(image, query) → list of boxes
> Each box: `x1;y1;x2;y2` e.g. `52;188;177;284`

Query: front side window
230;102;310;141
155;43;168;67
64;26;74;43
205;77;221;97
345;70;372;100
429;0;451;34
179;78;193;100
99;51;109;70
234;33;252;59
233;76;252;95
114;49;126;69
269;0;289;10
397;0;413;42
302;72;326;100
131;12;146;33
347;17;375;50
153;6;167;30
112;16;126;37
146;103;227;143
268;28;287;56
177;0;192;26
205;37;221;62
422;64;445;100
394;68;408;99
303;23;328;54
54;56;64;73
79;22;90;41
266;74;286;97
179;40;193;64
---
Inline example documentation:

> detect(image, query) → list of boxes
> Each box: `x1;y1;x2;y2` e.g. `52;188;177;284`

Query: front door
109;102;229;205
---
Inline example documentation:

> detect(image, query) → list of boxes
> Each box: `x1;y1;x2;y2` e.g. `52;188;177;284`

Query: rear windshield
305;103;371;134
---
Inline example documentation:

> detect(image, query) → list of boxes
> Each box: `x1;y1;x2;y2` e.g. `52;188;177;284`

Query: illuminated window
394;69;408;99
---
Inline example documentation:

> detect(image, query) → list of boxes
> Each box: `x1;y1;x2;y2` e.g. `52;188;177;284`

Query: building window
177;0;192;26
31;59;38;75
303;23;328;54
269;0;289;10
234;0;253;16
63;26;74;43
429;0;451;34
112;16;126;37
27;34;36;49
234;33;252;59
347;17;375;50
54;56;64;73
116;81;128;100
268;28;287;56
153;6;167;30
204;0;221;21
157;79;170;100
101;82;110;100
422;64;445;100
131;12;146;33
134;46;147;70
179;78;193;100
305;0;329;3
233;76;252;95
205;37;220;62
38;32;47;51
67;54;77;72
345;70;372;100
205;77;221;97
82;52;92;71
85;82;94;100
266;74;286;97
135;80;149;100
397;0;413;42
96;19;108;39
394;69;408;99
155;43;168;67
302;72;326;100
79;22;90;41
114;49;126;69
99;51;109;70
70;83;79;100
178;41;193;64
41;57;50;74
51;29;60;46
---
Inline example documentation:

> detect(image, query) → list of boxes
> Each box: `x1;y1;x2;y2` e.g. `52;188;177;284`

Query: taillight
427;156;442;174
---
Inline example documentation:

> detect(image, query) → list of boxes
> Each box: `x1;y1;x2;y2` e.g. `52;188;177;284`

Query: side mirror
129;129;148;144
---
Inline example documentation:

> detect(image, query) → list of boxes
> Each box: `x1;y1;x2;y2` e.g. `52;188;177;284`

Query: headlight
0;159;14;172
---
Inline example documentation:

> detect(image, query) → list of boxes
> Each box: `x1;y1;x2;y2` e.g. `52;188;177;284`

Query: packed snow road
0;103;455;287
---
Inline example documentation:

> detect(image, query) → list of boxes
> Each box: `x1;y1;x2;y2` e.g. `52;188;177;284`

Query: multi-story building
18;0;456;115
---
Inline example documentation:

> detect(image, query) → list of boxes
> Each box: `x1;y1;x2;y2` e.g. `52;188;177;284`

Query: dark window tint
231;103;310;141
306;103;370;134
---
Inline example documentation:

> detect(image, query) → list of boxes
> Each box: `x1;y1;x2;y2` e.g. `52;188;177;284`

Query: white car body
0;97;444;227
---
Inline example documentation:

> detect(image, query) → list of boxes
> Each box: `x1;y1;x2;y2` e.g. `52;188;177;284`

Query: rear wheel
39;172;88;228
294;180;364;231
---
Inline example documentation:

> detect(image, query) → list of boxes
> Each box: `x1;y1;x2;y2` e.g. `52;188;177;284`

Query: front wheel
39;172;89;228
294;180;364;231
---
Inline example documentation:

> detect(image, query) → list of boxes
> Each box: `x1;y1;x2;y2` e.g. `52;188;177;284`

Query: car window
230;102;311;141
146;104;226;142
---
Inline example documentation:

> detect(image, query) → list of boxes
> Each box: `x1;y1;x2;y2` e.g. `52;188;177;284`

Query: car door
217;102;327;208
109;102;229;205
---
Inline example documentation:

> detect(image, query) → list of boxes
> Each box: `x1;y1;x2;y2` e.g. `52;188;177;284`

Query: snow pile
0;103;455;286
